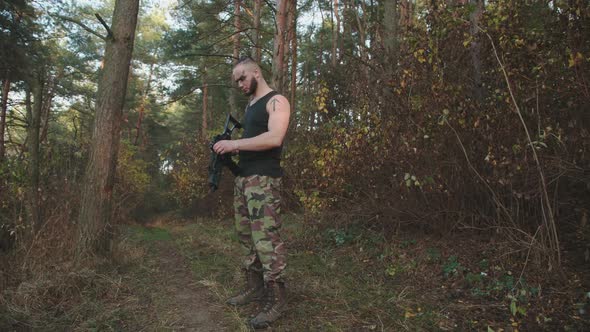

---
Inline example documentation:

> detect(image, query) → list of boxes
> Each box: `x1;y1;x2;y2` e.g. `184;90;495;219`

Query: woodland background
0;0;589;330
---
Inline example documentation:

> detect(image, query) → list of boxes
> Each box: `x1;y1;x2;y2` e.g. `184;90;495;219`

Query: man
212;56;290;329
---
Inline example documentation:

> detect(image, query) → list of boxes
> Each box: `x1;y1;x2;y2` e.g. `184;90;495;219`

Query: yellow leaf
569;52;584;67
405;310;416;318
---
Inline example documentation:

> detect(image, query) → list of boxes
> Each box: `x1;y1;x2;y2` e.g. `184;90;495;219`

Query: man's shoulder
265;93;289;111
265;91;285;100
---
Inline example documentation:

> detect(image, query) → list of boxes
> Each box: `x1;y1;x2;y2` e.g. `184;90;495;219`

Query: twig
53;14;106;41
94;13;114;40
515;225;542;292
263;0;277;15
445;120;513;225
481;27;561;267
171;53;235;60
157;83;232;107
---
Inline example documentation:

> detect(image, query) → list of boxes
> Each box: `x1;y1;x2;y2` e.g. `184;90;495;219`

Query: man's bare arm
212;95;290;154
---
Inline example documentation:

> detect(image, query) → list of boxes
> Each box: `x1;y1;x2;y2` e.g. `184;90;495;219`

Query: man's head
233;56;261;96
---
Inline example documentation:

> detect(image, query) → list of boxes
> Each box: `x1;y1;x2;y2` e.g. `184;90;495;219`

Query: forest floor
2;212;589;331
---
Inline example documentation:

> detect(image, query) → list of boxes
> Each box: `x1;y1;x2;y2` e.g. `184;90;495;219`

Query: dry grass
0;217;157;331
166;213;590;331
2;212;588;331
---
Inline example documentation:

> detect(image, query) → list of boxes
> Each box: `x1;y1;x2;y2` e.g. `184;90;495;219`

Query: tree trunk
202;78;208;139
469;0;484;104
383;0;399;74
283;0;295;92
1;12;22;163
134;105;145;145
289;1;297;114
77;0;140;257
230;0;241;114
355;1;368;66
134;62;154;145
400;0;413;28
252;0;262;63
40;72;60;145
0;79;9;162
27;76;43;232
332;0;340;67
342;0;353;63
272;0;289;93
367;0;377;53
359;2;367;56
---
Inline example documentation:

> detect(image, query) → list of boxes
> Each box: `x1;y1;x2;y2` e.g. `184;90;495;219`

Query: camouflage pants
234;175;286;282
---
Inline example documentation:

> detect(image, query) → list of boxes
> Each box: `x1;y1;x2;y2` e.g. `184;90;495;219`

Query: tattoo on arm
270;98;280;112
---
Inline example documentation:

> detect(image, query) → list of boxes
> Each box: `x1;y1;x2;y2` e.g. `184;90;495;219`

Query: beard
245;77;258;96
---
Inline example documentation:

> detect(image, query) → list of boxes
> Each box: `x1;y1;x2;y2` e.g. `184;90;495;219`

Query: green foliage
118;141;150;193
442;255;464;278
114;141;152;220
508;295;527;317
168;139;210;207
385;259;417;278
131;225;171;242
400;239;417;248
426;247;441;262
326;228;355;247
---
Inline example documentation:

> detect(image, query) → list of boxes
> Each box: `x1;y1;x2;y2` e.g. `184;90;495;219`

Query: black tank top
238;91;283;177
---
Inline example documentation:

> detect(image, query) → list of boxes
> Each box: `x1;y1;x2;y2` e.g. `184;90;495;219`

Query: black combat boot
226;269;264;306
249;281;287;329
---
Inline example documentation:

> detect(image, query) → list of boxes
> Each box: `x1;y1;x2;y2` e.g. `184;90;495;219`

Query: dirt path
148;235;230;331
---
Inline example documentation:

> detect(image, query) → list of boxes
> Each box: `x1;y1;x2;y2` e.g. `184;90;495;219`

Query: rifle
208;113;242;191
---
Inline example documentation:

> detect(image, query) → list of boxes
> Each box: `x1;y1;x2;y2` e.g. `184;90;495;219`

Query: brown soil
150;238;230;331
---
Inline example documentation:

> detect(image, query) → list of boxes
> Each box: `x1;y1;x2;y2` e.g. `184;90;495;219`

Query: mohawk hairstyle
236;55;256;66
234;55;261;73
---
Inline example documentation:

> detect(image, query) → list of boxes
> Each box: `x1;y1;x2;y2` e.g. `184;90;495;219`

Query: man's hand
213;140;239;154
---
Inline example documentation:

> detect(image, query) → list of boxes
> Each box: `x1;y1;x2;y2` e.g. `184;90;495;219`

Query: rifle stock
208;114;242;191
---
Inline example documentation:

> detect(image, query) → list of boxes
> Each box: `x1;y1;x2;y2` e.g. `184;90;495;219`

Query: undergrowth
2;214;588;331
170;213;590;331
0;225;157;331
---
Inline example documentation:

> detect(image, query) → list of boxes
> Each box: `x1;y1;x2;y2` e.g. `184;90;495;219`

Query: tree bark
0;79;9;162
383;0;399;74
40;72;60;145
1;11;22;162
77;0;140;257
283;0;294;92
230;0;241;115
134;62;154;146
469;0;484;104
332;0;340;67
252;0;262;63
26;76;43;232
355;1;368;66
400;0;413;28
202;75;208;139
289;1;297;114
272;0;289;93
342;0;354;63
